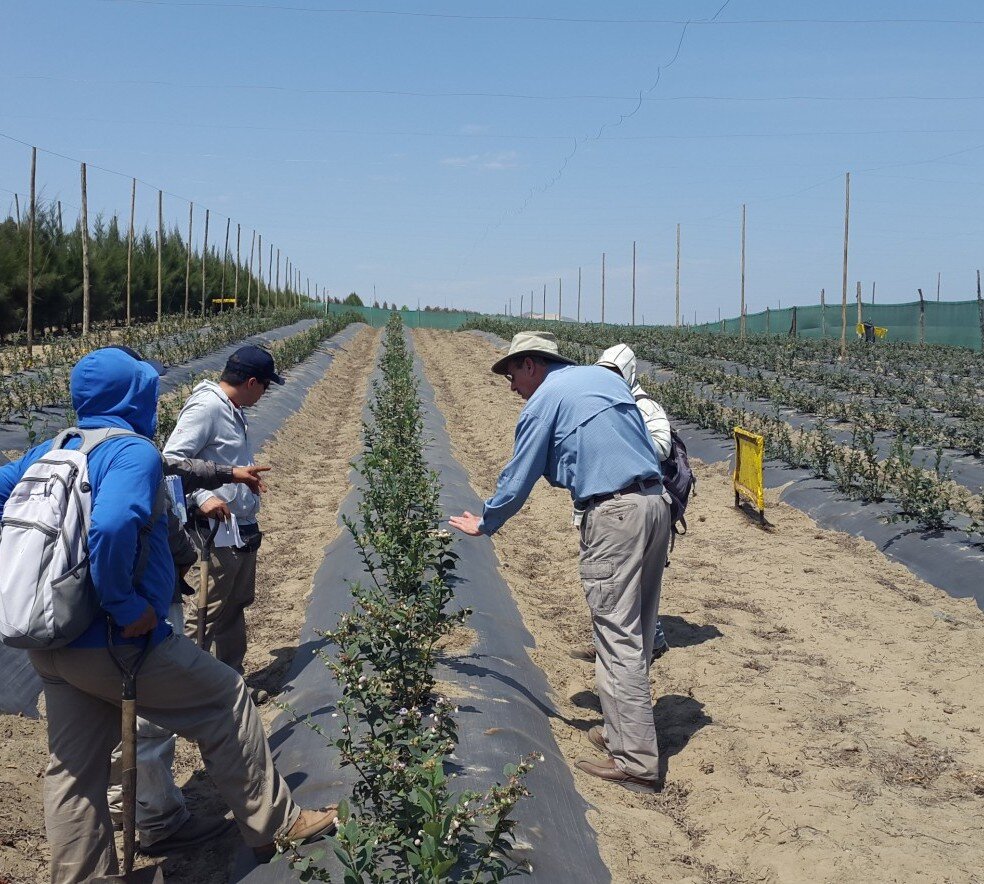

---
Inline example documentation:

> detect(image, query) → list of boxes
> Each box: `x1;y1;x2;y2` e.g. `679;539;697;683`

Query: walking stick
196;518;221;649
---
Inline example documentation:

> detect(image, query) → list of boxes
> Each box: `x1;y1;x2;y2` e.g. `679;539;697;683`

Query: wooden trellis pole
257;234;264;308
675;223;681;328
631;240;636;326
276;248;281;308
14;193;21;227
820;288;826;338
918;288;926;345
157;190;164;325
739;204;747;341
558;277;562;321
246;229;255;308
542;283;546;320
234;223;241;308
577;266;582;323
601;252;606;326
268;243;273;307
57;200;63;235
126;178;136;326
81;162;91;335
520;293;524;318
200;208;210;316
220;217;230;311
840;172;850;360
184;202;193;317
26;147;36;352
856;280;862;327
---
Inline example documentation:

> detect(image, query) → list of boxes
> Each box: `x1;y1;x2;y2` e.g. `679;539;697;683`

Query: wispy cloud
460;124;490;136
441;150;519;171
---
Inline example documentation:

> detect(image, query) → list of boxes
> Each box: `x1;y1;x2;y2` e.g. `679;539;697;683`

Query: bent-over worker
449;331;671;793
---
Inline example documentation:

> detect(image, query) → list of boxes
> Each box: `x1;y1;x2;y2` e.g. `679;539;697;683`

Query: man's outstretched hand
449;511;482;536
232;464;271;494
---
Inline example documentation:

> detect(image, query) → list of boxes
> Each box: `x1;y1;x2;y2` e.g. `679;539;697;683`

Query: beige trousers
579;483;671;781
184;538;257;675
30;633;299;884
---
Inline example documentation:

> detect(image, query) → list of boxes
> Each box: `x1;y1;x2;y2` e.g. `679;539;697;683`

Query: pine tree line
0;200;300;339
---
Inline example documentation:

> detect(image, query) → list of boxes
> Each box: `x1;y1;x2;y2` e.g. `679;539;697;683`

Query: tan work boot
575;756;662;794
253;806;339;862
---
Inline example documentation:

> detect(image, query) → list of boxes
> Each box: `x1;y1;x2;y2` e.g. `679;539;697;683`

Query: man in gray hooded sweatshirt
163;345;282;674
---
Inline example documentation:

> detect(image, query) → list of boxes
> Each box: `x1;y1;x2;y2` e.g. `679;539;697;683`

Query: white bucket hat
491;331;578;375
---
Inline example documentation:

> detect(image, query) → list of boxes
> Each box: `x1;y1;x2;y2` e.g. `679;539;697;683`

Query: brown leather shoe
575;757;662;794
253;807;339;862
587;725;608;754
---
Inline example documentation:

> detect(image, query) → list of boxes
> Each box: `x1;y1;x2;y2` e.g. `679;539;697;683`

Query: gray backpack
0;428;166;650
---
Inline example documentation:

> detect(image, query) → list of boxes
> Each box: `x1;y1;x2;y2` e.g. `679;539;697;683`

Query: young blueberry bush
286;314;534;882
471;316;983;537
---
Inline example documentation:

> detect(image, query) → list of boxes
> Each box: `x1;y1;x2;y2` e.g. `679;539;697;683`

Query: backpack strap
56;427;167;585
133;477;168;584
76;427;141;455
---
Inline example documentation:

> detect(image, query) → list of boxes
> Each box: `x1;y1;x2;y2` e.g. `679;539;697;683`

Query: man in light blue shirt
451;331;672;792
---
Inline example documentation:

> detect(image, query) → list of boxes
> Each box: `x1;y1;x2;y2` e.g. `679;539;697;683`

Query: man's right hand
121;603;158;638
199;496;231;521
232;465;271;494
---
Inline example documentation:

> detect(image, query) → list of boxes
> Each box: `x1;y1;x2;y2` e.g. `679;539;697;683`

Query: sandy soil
0;325;379;884
413;328;984;884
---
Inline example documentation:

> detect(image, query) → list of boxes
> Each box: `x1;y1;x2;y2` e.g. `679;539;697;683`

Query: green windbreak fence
696;298;984;351
326;303;481;330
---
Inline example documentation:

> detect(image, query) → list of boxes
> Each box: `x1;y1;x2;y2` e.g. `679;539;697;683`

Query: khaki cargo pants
579;483;671;781
184;530;258;675
29;633;299;884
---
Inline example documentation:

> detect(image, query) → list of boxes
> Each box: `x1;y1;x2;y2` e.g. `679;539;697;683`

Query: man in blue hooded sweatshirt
0;348;335;883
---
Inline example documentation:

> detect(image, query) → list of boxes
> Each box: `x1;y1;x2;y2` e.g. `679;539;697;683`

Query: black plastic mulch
471;333;984;612
0;324;367;717
0;318;323;453
230;332;608;883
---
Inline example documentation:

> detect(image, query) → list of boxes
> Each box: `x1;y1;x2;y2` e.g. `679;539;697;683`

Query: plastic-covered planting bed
472;333;984;612
231;334;608;883
0;317;323;453
0;323;367;718
674;420;984;611
640;364;984;497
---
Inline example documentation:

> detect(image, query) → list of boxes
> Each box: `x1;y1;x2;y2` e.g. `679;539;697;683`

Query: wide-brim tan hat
491;330;578;375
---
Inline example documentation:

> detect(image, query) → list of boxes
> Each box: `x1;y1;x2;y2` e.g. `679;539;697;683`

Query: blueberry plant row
284;314;534;882
0;307;323;426
152;311;363;446
466;318;983;537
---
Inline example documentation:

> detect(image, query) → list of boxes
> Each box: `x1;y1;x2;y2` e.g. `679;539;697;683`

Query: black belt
581;476;661;508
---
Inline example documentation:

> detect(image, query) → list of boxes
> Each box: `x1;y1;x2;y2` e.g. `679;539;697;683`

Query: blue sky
3;0;984;323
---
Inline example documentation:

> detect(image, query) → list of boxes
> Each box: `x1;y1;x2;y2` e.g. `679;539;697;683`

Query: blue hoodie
0;348;175;648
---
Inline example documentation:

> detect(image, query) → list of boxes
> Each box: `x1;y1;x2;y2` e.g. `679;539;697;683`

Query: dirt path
413;328;984;884
0;325;380;884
